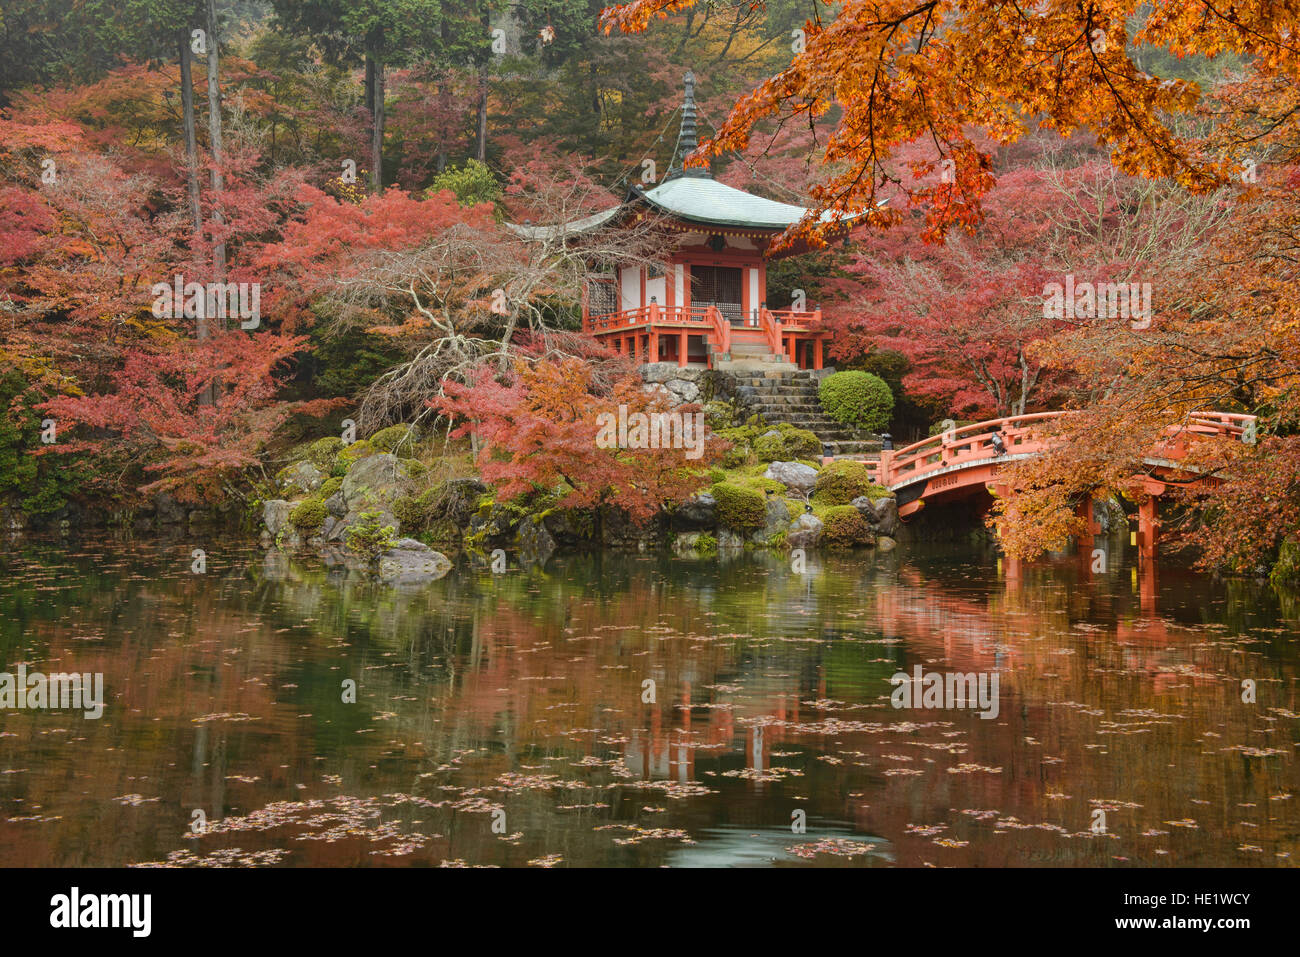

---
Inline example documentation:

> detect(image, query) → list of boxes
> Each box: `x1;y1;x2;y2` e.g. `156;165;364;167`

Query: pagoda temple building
515;72;841;371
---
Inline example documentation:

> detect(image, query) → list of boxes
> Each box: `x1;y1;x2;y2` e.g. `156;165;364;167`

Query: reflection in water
0;538;1296;867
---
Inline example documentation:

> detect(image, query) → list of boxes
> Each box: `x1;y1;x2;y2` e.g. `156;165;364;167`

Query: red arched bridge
868;411;1256;556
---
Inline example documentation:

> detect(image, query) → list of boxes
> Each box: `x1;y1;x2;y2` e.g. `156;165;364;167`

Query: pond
0;537;1296;867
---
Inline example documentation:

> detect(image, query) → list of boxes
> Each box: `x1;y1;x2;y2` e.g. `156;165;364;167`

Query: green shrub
345;510;396;562
370;423;419;455
306;437;344;471
716;424;761;467
427;159;503;208
694;533;718;555
710;481;767;529
813;460;878;506
289;497;328;531
754;423;822;462
822;505;875;547
319;476;343;500
776;423;821;459
819;371;894;431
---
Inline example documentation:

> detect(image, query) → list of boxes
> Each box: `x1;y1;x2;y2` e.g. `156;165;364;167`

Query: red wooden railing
875;411;1256;489
757;306;783;356
706;304;730;355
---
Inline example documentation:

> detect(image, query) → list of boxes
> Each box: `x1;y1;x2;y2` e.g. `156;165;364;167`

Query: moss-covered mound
813;460;880;506
370;423;419;455
289;497;328;531
822;505;875;547
710;481;767;529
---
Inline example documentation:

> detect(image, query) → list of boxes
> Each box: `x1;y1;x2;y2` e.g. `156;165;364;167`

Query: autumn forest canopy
4;0;1300;574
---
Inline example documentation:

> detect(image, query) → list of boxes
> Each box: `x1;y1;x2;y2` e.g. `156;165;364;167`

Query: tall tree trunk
206;0;225;296
436;19;450;173
179;32;202;240
476;6;489;162
475;67;487;162
371;52;385;193
204;0;225;407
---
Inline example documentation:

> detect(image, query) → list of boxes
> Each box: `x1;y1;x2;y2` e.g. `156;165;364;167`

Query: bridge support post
1137;495;1157;564
1075;494;1097;549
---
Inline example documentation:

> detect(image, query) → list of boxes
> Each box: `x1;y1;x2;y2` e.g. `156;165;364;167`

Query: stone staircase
726;368;883;458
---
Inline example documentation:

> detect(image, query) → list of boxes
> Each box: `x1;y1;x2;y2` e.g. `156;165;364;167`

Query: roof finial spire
669;69;710;180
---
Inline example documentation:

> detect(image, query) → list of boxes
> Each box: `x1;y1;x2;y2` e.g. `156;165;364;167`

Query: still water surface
1;538;1296;867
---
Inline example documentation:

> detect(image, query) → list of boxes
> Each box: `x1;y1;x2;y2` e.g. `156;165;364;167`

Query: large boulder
516;516;557;566
764;461;819;495
851;494;899;538
440;478;488;529
542;508;596;548
671;493;717;531
341;453;413;508
263;499;292;536
786;512;824;549
751;496;791;546
663;378;700;403
340;453;418;534
376;541;452;584
279;461;325;495
153;492;186;525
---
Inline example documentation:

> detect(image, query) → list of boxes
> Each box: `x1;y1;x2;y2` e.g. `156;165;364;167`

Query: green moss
753;423;822;462
370;423;419;455
813;460;882;506
345;510;396;562
289;497;328;531
306;437;344;471
319;476;343;500
334;439;376;475
822;505;874;547
710;481;767;530
695;533;718;555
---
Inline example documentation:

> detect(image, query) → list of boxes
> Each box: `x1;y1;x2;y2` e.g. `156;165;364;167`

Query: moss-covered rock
318;476;343;500
289;497;328;531
710;481;767;530
334;439;377;476
306;437;344;472
1271;536;1300;586
822;505;875;548
370;423;419;455
813;460;881;506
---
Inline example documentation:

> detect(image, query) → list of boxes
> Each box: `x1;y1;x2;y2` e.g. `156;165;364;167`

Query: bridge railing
879;410;1257;489
880;413;1069;488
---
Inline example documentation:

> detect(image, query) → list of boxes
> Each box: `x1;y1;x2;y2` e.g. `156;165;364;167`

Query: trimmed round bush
813;459;877;506
289;497;328;531
822;505;875;548
819;371;894;431
710;481;767;529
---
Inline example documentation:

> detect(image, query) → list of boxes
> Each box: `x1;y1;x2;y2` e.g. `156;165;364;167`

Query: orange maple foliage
603;0;1292;242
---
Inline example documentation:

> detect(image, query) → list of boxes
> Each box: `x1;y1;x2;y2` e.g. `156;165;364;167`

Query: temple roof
507;70;857;241
635;177;833;230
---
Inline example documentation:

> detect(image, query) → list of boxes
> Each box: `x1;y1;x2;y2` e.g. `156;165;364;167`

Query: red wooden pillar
650;330;659;363
678;331;688;367
1138;496;1157;563
1075;494;1096;549
813;338;824;370
632;334;640;361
